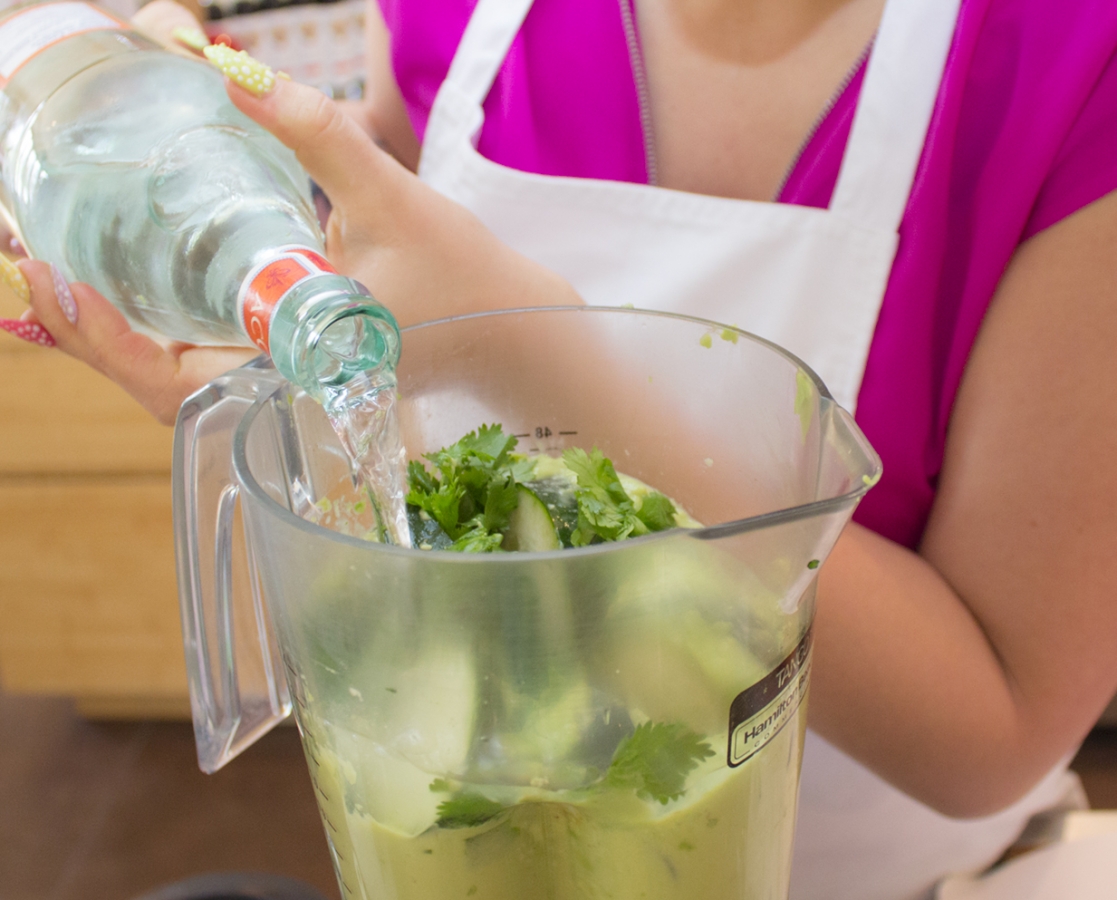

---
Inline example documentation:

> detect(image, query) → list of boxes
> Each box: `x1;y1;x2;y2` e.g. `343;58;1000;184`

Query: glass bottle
0;0;399;405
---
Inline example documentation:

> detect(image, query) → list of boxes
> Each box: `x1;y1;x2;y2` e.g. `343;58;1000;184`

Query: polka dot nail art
203;44;278;96
0;318;55;347
50;264;78;325
0;254;29;304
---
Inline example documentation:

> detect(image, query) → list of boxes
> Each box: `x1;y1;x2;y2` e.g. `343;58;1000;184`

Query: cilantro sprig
603;722;716;804
428;720;714;828
435;792;507;829
405;424;531;552
562;448;678;546
406;426;679;552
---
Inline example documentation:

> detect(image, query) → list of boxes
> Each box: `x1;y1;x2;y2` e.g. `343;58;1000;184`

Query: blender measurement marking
514;429;579;438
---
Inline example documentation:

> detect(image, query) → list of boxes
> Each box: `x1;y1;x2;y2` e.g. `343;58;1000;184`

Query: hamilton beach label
727;628;812;767
238;246;336;353
0;2;127;87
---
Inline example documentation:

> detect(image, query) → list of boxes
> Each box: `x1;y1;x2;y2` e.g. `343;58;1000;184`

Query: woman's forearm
811;523;1052;817
808;191;1117;818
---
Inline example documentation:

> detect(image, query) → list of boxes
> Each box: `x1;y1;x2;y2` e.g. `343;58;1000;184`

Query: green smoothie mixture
293;425;809;900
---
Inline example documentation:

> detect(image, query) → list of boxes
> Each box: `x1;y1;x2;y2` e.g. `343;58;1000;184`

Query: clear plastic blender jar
174;307;881;900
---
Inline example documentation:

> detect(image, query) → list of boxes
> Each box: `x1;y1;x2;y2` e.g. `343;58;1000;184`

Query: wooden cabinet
0;276;190;718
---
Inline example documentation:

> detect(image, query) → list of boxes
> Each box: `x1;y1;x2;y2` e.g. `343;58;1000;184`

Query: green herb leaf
604;722;715;805
450;520;505;553
635;492;677;532
451;423;517;463
407;459;438;495
407;479;465;538
482;474;521;534
407;425;522;544
562;447;647;545
435;792;508;828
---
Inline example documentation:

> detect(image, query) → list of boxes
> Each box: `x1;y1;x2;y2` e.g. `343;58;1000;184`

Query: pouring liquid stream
321;371;413;548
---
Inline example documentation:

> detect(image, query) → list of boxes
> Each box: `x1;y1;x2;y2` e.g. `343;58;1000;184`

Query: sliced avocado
503;485;562;552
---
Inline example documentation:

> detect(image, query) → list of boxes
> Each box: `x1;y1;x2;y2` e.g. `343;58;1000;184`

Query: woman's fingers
212;51;584;325
17;260;255;425
131;0;207;52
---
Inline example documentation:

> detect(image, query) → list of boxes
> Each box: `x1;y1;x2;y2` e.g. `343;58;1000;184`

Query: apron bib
417;0;961;413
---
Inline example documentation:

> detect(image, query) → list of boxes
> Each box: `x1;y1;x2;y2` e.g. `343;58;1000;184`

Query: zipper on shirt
618;0;659;185
771;38;875;202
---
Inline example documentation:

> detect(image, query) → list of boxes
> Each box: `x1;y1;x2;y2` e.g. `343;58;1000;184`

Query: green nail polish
172;26;210;51
203;44;277;96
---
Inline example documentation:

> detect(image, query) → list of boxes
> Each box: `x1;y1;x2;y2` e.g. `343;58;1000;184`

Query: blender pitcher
174;307;881;900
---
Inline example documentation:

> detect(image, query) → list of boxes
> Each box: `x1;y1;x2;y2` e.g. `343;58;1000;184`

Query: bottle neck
238;248;400;406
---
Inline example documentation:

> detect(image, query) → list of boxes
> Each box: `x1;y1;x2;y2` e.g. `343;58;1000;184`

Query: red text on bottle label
239;247;338;353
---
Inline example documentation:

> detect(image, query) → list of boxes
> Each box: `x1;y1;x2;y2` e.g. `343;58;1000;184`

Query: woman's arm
225;76;581;325
16;76;579;423
810;189;1117;817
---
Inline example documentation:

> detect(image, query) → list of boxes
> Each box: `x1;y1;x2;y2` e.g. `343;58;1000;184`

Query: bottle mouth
268;275;401;406
311;308;399;390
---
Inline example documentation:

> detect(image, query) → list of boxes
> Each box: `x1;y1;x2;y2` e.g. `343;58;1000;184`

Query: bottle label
0;2;128;88
239;246;337;353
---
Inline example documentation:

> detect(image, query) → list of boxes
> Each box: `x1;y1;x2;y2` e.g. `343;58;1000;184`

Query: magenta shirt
379;0;1117;549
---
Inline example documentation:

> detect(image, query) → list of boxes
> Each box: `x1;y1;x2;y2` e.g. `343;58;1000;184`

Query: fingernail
9;237;24;256
172;25;210;52
50;264;78;325
203;44;277;95
0;318;55;347
0;254;29;304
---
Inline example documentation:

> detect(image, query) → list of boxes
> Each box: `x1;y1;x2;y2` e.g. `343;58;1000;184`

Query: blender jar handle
173;357;291;773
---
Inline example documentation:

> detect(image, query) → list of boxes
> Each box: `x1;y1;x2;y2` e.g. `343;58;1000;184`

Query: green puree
307;715;804;900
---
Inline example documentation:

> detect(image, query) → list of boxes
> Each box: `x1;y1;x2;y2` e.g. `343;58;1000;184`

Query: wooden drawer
0;475;190;717
0;342;173;476
0;268;188;716
0;266;171;476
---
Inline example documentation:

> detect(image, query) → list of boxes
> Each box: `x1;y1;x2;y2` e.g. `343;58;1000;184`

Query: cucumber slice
503;485;562;552
407;505;454;551
525;476;580;548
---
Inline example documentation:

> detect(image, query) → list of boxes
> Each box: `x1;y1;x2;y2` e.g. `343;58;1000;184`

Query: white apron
416;0;1087;897
419;0;959;414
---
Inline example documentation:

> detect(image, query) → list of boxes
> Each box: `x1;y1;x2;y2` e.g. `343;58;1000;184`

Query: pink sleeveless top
378;0;1117;549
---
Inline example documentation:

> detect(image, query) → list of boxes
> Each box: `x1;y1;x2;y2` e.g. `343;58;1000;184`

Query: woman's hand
131;0;209;55
225;75;581;327
11;56;579;424
13;260;256;425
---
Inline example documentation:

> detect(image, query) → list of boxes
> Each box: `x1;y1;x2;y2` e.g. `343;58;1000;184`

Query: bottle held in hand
0;0;399;404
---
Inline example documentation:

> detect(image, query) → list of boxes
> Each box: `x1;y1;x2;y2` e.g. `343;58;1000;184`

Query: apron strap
443;0;534;111
829;0;962;233
428;0;961;238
